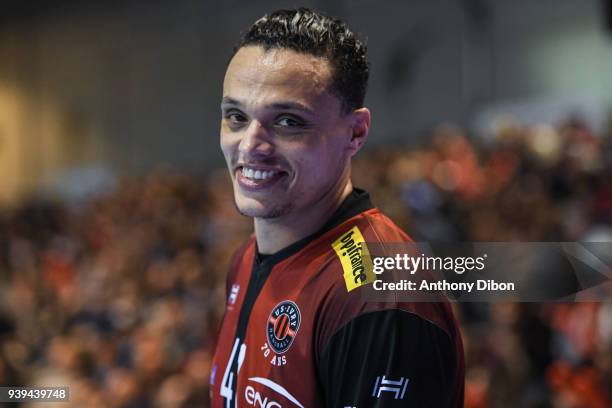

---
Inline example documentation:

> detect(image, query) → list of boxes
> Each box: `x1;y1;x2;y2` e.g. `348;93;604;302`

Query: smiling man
211;8;464;407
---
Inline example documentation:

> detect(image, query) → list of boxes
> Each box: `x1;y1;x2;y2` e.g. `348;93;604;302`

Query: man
211;8;464;407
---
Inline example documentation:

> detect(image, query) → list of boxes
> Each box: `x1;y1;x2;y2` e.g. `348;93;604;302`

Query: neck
254;180;353;255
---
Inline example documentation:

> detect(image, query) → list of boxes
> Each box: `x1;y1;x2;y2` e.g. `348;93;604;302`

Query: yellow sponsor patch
331;226;375;292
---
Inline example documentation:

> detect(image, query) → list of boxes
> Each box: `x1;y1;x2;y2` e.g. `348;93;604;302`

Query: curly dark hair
234;8;369;113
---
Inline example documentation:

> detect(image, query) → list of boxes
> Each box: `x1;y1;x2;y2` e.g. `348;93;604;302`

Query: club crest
266;300;301;354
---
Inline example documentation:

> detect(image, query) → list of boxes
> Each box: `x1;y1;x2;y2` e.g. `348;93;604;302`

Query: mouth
235;165;288;190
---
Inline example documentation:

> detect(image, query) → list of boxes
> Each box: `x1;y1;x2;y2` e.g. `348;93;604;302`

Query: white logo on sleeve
228;284;240;305
372;375;409;400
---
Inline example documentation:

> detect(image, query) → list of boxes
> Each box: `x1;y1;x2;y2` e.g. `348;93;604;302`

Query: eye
228;112;247;123
276;116;305;128
224;110;248;128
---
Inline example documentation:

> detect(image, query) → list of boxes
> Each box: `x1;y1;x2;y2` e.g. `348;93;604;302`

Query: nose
238;120;274;158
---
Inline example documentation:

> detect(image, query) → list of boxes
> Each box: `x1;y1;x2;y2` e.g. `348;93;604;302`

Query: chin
234;196;293;219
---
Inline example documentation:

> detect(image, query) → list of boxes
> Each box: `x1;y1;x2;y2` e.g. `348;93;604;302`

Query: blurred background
0;0;611;407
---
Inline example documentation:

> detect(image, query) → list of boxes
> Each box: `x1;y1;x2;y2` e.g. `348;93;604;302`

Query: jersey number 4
220;338;246;408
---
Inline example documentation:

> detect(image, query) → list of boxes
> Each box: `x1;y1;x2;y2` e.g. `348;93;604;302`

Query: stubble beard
233;195;295;219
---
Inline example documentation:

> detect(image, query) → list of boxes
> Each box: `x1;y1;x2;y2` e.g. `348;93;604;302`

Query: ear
348;107;371;157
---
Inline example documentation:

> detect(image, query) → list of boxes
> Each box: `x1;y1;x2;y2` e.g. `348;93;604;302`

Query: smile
236;166;287;190
241;167;278;181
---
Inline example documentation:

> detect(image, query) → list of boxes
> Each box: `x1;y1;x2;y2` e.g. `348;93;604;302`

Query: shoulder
332;207;412;244
320;207;413;295
314;209;459;355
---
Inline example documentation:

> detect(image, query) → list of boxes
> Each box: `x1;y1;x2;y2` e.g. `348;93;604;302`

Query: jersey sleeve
317;308;460;407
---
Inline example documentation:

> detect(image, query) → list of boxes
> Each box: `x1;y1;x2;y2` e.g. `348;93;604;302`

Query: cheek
296;148;336;180
317;139;345;170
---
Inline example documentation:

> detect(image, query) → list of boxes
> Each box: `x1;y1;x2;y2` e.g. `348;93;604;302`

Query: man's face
220;46;354;219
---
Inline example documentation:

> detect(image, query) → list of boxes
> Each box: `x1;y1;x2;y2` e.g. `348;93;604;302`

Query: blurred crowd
353;118;612;408
0;168;251;407
0;116;611;407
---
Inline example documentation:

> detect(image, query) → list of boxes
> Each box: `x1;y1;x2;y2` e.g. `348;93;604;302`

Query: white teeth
241;167;277;181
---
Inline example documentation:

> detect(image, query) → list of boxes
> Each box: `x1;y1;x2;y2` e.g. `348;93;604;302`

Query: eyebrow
221;97;315;116
221;97;242;107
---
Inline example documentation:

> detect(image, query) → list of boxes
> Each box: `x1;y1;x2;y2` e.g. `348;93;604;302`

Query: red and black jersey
210;189;465;407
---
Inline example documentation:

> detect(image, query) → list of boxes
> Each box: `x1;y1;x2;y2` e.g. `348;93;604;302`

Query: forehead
223;46;336;108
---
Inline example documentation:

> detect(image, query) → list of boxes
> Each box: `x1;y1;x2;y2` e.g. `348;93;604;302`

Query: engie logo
245;377;304;408
244;385;281;408
266;301;301;354
332;226;374;292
